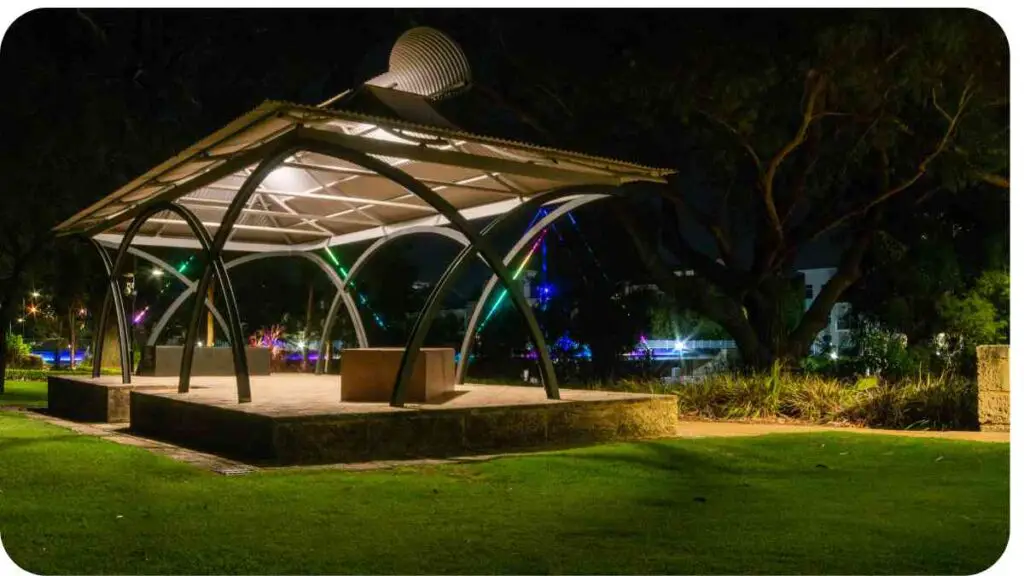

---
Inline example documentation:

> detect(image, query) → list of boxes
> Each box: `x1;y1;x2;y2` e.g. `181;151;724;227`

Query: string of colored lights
477;228;549;331
566;211;610;284
323;246;387;329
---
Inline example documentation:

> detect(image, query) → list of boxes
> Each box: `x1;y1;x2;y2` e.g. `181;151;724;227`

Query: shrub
4;333;33;366
784;377;855;423
673;366;977;430
4;367;120;381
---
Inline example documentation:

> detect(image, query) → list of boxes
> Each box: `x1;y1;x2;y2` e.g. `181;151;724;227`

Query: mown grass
0;380;47;408
0;411;1009;575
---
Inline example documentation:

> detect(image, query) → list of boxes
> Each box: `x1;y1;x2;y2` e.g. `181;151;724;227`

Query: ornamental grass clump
674;365;977;430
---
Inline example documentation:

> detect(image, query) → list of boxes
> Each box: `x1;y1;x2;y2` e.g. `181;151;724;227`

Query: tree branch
697;109;762;170
759;70;829;244
803;80;974;244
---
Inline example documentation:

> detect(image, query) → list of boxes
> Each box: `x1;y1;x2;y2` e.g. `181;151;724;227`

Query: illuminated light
132;306;150;325
479;230;548;330
323;247;386;329
16;318;24;323
30;291;40;298
78;308;87;316
673;340;685;352
196;341;203;348
829;351;839;360
27;305;38;315
177;256;194;274
150;268;165;278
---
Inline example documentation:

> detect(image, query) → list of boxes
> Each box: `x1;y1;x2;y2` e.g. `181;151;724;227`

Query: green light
323;247;350;279
478;230;548;332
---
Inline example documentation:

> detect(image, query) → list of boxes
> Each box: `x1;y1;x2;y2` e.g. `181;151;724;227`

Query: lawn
0;411;1008;575
0;380;47;408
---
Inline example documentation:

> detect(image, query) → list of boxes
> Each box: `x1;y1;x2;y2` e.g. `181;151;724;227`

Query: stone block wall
977;345;1010;431
129;392;680;465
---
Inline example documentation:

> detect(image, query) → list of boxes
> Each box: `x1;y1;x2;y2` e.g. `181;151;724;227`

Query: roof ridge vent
364;27;472;101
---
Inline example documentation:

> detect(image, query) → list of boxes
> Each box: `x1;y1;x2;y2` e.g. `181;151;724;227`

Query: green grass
0;380;47;408
0;411;1009;575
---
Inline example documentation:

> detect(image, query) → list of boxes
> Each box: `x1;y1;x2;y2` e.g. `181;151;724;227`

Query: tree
459;10;1008;368
846;183;1008;350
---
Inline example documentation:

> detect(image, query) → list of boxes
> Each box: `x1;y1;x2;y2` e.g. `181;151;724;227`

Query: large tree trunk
616;200;875;372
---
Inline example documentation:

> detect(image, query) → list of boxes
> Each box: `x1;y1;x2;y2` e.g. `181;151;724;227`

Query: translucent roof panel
57;101;673;253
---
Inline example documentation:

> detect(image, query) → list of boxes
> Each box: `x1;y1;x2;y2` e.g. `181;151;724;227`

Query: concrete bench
341;348;455;403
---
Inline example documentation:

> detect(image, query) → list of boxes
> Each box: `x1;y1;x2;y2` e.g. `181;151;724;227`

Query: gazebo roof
54;98;672;253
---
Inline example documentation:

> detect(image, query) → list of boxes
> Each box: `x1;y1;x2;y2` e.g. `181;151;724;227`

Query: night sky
1;9;844;288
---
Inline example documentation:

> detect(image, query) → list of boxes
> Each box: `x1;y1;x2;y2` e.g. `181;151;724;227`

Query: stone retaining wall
129;392;679;465
977;345;1010;432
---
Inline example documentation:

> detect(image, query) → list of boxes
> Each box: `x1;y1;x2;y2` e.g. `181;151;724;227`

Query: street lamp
30;291;40;299
150;268;165;278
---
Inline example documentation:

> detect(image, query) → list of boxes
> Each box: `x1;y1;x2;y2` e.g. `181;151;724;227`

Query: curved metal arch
455;194;611;383
222;251;370;373
90;240;132;381
343;226;471;290
393;186;613;404
182;128;558;405
93;202;247;392
316;226;474;374
127;246;231;346
178;144;307;399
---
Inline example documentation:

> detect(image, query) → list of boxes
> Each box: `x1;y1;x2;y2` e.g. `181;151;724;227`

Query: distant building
615;266;853;356
800;267;852;353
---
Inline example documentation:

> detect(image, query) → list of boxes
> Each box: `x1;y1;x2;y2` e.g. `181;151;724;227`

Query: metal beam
293;127;624;186
147;218;333;237
282;160;523;197
174;199;371;227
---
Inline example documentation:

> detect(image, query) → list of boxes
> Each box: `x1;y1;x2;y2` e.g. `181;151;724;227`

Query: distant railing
642;339;736;351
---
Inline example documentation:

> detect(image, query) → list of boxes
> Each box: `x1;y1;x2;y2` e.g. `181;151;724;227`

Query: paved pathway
675;420;1010;443
10;408;1007;478
20;410;258;475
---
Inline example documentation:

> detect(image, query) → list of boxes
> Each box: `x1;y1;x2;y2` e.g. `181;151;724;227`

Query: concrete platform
47;374;678;464
47;375;175;423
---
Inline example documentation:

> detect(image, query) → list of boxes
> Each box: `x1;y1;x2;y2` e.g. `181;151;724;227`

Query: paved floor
73;374;663;417
675;420;1010;443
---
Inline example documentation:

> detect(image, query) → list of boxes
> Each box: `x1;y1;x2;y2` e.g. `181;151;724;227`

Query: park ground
0;380;1011;574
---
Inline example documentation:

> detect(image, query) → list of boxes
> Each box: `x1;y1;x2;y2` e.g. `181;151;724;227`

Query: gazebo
54;27;672;409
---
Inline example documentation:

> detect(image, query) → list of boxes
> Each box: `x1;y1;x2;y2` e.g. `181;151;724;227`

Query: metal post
89;240;132;382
